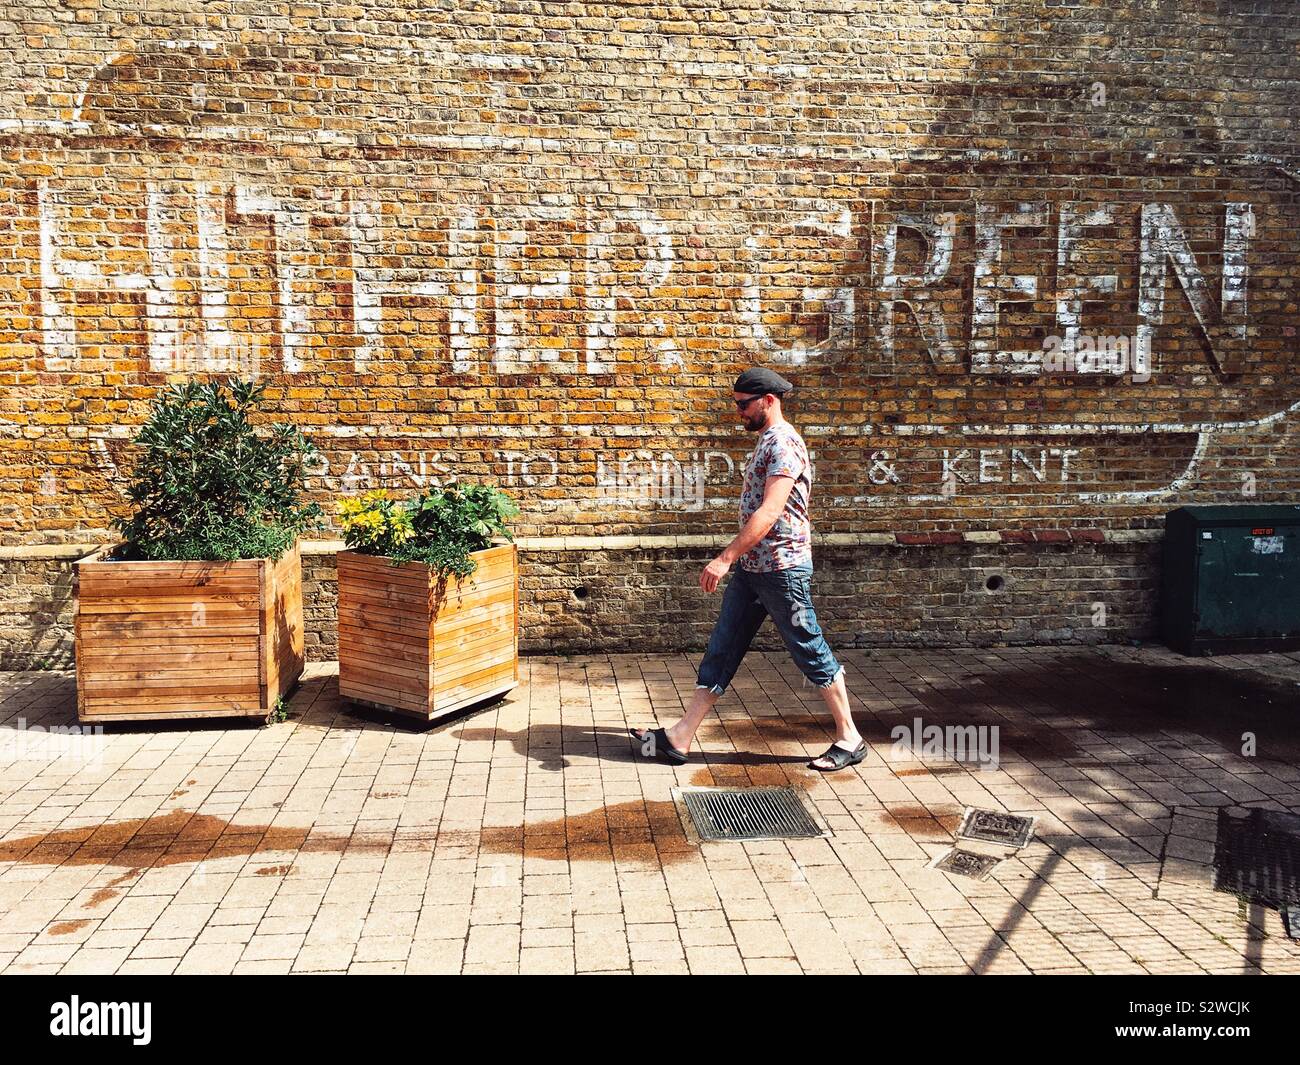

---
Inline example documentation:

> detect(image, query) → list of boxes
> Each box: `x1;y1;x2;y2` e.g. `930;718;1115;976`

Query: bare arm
700;474;796;592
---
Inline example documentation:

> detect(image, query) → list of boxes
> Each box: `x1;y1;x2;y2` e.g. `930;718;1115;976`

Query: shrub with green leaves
113;379;322;561
338;482;519;578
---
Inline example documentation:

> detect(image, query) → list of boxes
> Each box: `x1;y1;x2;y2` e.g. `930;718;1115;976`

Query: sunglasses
734;394;767;411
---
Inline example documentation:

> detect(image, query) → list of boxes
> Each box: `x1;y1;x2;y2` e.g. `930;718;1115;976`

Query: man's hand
700;554;732;593
701;475;795;593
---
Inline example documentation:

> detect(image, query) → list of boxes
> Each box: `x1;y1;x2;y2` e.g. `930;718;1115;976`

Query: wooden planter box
337;542;518;723
73;543;305;723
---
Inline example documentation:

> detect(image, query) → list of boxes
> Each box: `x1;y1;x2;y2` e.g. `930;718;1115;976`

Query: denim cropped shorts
696;563;843;696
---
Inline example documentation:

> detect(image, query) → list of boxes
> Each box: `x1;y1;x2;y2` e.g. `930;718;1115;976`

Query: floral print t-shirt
738;422;813;572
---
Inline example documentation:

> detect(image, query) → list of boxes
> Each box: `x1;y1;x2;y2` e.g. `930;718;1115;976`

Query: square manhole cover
677;786;825;842
1213;807;1300;908
956;808;1037;849
930;848;1002;881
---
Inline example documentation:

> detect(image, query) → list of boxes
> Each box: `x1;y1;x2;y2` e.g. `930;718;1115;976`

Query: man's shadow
453;723;823;772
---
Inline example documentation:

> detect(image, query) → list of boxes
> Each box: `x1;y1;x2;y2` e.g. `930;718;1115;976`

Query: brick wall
0;1;1296;665
0;553;76;668
2;535;1161;670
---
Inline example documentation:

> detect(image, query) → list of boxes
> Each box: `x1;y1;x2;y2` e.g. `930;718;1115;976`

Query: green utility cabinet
1162;505;1300;655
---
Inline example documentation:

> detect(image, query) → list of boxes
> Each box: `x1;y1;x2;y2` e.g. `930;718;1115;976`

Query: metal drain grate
931;848;1002;881
678;786;823;842
1212;807;1300;908
956;809;1037;849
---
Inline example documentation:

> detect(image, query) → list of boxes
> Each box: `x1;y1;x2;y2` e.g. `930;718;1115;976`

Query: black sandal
630;727;688;766
808;741;867;773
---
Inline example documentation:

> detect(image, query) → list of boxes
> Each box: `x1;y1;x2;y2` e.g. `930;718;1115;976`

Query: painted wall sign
2;42;1298;531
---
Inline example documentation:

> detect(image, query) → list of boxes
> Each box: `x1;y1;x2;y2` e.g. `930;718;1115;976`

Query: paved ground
1;645;1299;974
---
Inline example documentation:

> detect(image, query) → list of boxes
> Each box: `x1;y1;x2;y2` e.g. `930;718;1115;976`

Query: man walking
632;367;866;772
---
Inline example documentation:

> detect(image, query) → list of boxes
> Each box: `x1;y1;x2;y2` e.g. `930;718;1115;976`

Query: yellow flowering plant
337;482;518;577
337;490;408;551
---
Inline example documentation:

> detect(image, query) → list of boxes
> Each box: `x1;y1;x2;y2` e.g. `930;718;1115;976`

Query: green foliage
268;696;290;724
338;482;519;578
113;379;322;562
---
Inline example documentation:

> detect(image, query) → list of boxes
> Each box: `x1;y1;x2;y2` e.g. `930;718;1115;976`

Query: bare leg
810;669;863;770
664;686;720;754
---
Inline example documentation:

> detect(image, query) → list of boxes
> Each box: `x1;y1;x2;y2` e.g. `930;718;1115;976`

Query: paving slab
1;646;1299;974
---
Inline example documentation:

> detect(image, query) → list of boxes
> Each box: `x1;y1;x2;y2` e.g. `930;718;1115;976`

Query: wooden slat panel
77;618;261;638
337;625;427;654
79;705;269;721
435;645;517;683
434;646;517;687
340;661;428;694
338;631;428;662
434;585;516;619
338;542;516;723
265;544;304;706
338;595;428;621
73;591;86;719
79;676;263;702
337;651;426;676
337;548;432;572
335;566;429;592
81;702;263;718
337;552;431;585
338;634;428;662
74;545;309;723
80;691;263;711
337;606;432;642
337;550;427;573
435;633;516;673
78;554;262;580
439;563;515;588
71;576;264;597
435;653;517;691
76;642;261;657
512;544;519;682
77;663;262;683
337;647;428;683
432;599;514;639
429;681;518;720
338;624;428;657
433;616;515;654
434;567;516;597
337;545;429;717
435;587;515;622
77;596;261;614
432;566;515;598
77;636;260;656
433;617;516;658
433;673;518;714
337;578;426;606
337;598;430;627
338;677;429;715
76;600;261;620
339;582;431;613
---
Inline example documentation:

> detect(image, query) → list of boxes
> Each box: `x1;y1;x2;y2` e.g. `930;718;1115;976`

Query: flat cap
733;366;794;396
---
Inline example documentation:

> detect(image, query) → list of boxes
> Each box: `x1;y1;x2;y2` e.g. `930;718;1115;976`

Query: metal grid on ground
931;849;1003;881
677;786;824;842
1213;807;1300;908
956;809;1037;849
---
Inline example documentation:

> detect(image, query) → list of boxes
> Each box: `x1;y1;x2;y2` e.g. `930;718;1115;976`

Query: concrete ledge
0;544;97;561
1106;529;1164;543
2;527;1165;560
302;539;347;555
